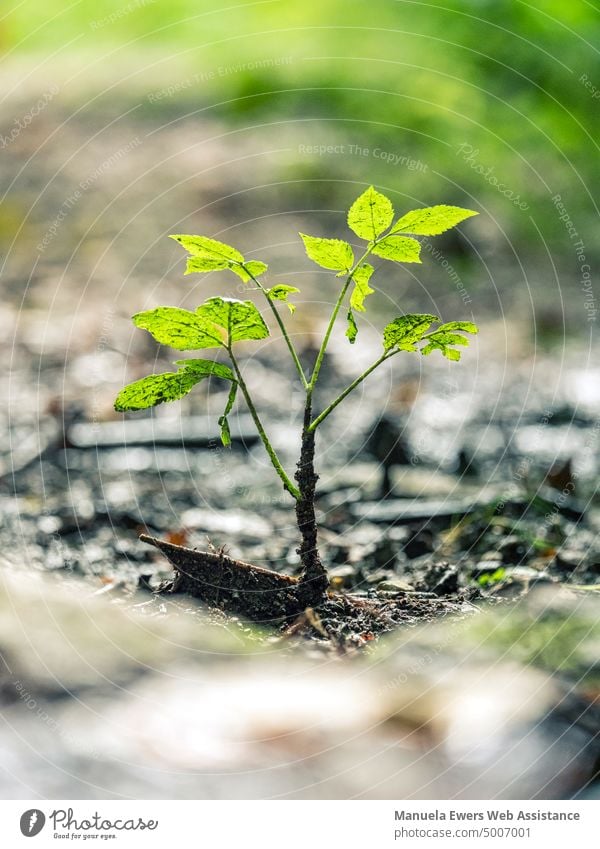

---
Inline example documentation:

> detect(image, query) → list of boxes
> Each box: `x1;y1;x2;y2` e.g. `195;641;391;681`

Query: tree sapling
115;186;478;609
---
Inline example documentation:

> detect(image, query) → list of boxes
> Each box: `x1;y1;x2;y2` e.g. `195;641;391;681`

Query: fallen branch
140;534;302;623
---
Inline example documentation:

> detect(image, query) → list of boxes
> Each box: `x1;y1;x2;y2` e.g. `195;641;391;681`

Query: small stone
552;550;585;575
481;551;504;562
364;569;392;585
328;565;356;590
376;579;413;594
505;566;554;583
37;515;62;534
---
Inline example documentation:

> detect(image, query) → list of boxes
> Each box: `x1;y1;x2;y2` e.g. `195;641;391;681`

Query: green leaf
171;234;244;263
230;261;269;283
435;320;478;334
300;234;354;272
218;381;238;447
478;567;506;587
219;415;232;446
420;321;478;361
115;372;201;411
383;313;438;352
267;284;300;315
371;236;422;263
173;234;269;284
422;341;462;361
390;205;478;236
347;186;394;241
114;359;234;412
184;256;232;274
349;263;375;312
133;307;224;350
173;359;235;381
267;284;300;300
429;332;470;347
346;308;358;344
196;296;269;344
345;264;375;343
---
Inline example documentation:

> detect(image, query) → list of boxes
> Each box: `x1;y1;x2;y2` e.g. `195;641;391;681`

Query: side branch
245;268;309;389
308;350;394;431
308;246;374;390
229;348;300;500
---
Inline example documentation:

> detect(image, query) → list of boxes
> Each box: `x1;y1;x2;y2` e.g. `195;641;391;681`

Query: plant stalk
228;348;300;500
308;246;373;390
245;268;309;389
294;400;329;606
308;350;395;431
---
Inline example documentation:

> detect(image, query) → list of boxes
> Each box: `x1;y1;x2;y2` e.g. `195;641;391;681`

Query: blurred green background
1;0;599;345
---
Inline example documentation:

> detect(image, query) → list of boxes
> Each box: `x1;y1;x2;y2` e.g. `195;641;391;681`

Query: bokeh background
0;0;599;801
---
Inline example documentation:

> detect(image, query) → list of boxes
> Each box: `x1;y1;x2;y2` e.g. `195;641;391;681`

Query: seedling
115;186;478;605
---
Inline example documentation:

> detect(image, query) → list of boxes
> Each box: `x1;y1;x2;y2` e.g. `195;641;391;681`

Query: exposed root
142;535;470;637
141;534;301;624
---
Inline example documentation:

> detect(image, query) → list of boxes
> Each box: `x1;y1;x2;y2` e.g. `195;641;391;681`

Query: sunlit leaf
230;261;269;283
184;256;231;274
371;236;422;263
349;263;375;312
383;313;438;352
218;381;239;446
196;296;269;344
171;234;244;262
347;186;394;241
422;341;462;360
435;320;478;334
346;308;358;344
391;205;478;236
173;359;235;380
114;359;235;411
267;283;300;314
299;234;354;272
172;234;269;284
420;321;478;361
133;307;223;350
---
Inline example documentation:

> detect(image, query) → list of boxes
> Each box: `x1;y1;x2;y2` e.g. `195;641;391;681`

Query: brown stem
294;403;329;607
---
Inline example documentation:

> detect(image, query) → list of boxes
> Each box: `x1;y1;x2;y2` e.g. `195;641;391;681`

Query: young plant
115;186;478;606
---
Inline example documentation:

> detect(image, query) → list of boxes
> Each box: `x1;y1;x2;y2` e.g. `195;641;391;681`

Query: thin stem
245;268;309;389
228;347;301;500
308;246;373;390
308;350;395;432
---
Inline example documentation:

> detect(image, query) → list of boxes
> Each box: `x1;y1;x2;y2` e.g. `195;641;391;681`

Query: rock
376;579;413;594
481;551;504;562
328;565;356;590
504;566;554;583
421;561;460;596
67;413;259;449
351;498;477;524
180;507;272;541
552;550;586;576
